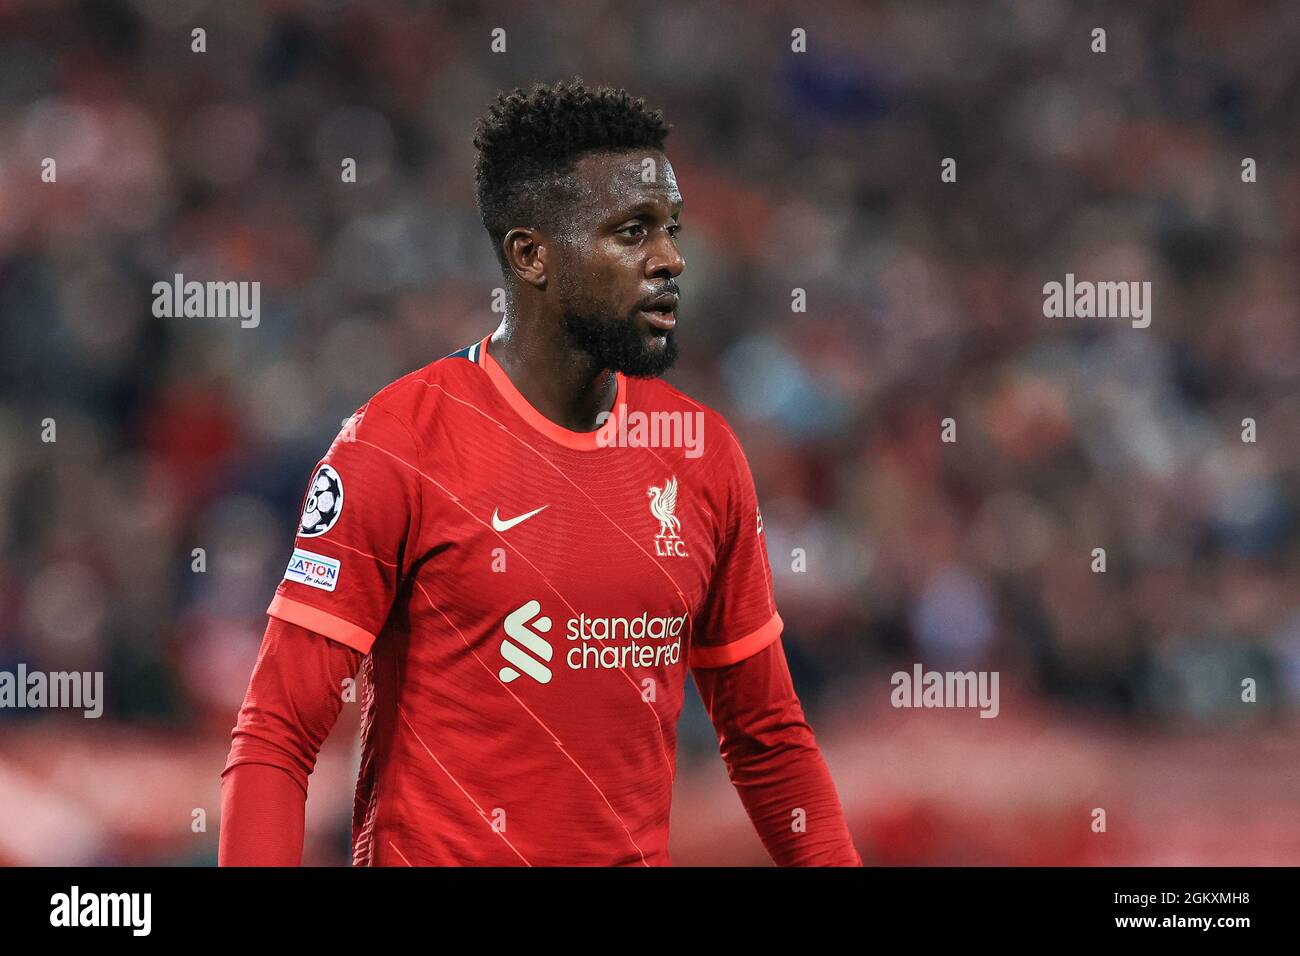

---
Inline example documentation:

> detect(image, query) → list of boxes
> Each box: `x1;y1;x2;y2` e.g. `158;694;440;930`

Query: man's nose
647;234;684;278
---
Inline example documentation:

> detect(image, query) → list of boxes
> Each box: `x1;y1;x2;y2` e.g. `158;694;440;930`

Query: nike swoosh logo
492;505;548;532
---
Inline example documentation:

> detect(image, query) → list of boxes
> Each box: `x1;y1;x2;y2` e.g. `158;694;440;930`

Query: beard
559;291;679;378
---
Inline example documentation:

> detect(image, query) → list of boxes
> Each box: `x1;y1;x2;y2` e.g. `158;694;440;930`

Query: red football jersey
267;332;783;865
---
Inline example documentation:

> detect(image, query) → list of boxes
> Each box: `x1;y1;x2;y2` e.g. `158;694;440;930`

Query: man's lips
640;292;678;330
639;308;676;330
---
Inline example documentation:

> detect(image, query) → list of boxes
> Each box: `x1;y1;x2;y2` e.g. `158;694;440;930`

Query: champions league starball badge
299;464;344;537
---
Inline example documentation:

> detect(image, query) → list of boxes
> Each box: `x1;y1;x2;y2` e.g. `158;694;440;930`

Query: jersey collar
477;334;625;452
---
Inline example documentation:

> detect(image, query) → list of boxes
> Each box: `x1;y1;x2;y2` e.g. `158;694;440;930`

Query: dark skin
488;148;685;433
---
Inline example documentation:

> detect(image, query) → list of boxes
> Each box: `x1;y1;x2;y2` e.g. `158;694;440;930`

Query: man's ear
503;227;548;290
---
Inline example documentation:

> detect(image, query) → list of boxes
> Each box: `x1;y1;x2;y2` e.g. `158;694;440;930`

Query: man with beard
220;79;860;867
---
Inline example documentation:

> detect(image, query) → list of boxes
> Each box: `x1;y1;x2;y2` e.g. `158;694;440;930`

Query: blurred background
1;0;1299;865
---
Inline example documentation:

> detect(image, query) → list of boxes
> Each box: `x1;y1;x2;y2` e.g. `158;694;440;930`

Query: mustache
637;282;681;309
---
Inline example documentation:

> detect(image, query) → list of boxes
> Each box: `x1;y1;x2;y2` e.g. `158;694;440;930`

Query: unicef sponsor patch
284;547;341;592
299;464;343;537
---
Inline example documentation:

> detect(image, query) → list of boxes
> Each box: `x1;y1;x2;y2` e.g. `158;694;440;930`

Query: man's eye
668;223;682;237
619;223;646;237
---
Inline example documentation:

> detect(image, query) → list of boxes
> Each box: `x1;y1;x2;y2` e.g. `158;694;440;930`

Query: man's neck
487;318;617;433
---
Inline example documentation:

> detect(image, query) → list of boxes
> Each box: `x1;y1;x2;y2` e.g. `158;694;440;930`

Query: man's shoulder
632;375;743;444
357;338;491;432
630;374;732;430
628;375;750;481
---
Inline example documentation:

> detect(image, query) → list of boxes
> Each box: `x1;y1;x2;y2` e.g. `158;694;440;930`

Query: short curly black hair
473;78;671;275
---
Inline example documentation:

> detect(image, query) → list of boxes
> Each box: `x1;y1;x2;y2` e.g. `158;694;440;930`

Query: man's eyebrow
617;198;684;219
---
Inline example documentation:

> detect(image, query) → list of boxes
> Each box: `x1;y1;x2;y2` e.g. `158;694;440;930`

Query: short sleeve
688;426;783;668
266;402;422;654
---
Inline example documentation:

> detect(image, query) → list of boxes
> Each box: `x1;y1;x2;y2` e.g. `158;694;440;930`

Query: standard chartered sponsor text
566;611;686;670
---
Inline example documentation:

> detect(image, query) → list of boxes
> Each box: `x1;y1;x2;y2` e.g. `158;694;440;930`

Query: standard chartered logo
497;600;687;685
498;600;555;684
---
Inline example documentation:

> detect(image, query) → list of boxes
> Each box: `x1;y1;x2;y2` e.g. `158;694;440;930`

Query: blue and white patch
284;548;341;592
299;463;344;537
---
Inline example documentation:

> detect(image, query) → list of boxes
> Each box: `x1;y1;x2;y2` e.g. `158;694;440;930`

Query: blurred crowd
1;0;1298;863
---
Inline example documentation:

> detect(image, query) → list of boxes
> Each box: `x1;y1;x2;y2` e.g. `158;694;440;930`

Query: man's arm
219;615;363;866
692;639;862;866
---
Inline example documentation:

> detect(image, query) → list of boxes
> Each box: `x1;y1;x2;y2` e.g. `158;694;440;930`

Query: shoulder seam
650;376;710;414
